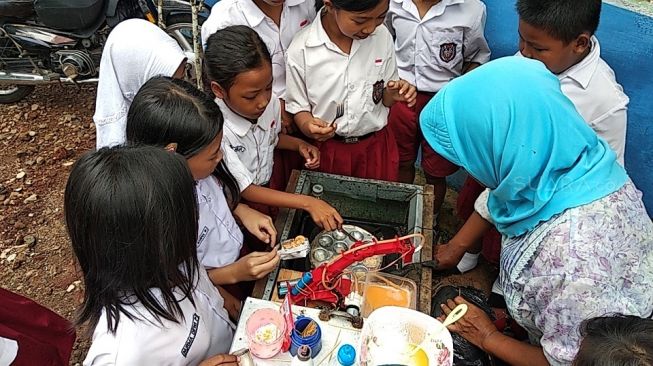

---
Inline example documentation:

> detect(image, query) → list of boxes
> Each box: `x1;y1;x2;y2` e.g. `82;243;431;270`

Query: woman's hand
234;248;280;281
215;285;242;322
439;296;500;352
199;354;239;366
385;79;417;107
298;142;320;169
234;204;276;247
434;242;469;270
305;197;344;231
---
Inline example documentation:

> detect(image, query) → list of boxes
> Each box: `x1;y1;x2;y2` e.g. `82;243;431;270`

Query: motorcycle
0;0;212;103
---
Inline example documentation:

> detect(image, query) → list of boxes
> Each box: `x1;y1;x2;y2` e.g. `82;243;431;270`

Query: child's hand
386;79;417;107
236;248;280;281
235;204;277;247
199;354;239;366
215;285;242;322
305;197;344;231
300;117;336;142
280;100;295;135
298;142;320;169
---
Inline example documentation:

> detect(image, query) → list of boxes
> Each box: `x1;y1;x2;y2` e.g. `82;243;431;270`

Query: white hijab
94;19;186;149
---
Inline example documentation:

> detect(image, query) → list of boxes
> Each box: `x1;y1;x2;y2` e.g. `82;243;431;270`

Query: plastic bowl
359;306;454;366
245;308;287;359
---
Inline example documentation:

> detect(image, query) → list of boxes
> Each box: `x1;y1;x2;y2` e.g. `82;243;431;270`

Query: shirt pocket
430;29;464;67
363;58;386;111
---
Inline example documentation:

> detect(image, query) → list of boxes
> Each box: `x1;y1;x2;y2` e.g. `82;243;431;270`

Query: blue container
289;316;322;358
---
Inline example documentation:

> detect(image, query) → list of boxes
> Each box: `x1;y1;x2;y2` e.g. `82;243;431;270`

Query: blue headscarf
420;57;628;238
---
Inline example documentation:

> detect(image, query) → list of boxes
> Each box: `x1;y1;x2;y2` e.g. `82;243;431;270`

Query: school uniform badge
372;79;384;105
439;42;457;63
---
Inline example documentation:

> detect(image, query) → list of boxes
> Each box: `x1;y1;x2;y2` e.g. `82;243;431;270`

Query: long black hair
315;0;384;12
65;145;199;334
574;314;653;365
203;25;271;93
126;76;240;208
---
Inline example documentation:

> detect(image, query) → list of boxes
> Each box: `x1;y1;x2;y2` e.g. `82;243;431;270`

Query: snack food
282;235;307;250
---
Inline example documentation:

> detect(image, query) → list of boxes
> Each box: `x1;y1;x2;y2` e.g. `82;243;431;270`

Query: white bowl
358;306;454;366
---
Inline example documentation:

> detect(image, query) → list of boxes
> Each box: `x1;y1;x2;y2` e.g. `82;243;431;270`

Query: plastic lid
311;184;324;195
337;344;356;366
297;345;312;361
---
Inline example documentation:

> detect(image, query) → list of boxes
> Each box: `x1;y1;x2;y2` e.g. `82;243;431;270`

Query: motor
0;0;213;103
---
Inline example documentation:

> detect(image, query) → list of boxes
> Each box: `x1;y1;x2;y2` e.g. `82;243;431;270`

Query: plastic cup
245;308;287;359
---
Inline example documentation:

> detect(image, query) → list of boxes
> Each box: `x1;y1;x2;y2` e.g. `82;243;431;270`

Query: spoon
407;303;468;357
437;303;468;332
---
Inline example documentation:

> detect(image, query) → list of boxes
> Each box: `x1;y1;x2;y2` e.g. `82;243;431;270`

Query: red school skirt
457;177;502;265
0;288;76;366
317;126;399;182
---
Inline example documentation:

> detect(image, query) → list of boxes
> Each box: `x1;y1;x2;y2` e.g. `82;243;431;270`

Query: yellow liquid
364;284;410;312
407;345;429;366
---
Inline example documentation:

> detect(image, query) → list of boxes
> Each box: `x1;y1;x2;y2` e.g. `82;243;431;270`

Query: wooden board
419;184;435;315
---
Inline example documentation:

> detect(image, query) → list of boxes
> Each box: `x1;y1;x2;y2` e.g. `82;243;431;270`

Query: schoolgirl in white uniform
201;0;317;130
204;26;344;231
65;145;236;365
285;0;417;182
93;19;187;149
126;77;281;308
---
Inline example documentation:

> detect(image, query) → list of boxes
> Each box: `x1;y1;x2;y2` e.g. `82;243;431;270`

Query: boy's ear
164;143;178;152
323;0;333;11
573;33;592;55
211;81;227;100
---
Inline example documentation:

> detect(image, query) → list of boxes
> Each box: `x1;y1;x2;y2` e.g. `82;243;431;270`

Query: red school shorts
388;91;459;178
317;126;399;182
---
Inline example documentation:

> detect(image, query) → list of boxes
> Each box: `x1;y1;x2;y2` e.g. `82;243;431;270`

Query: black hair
204;25;271;93
126;76;240;209
65;145;199;334
574;315;653;366
315;0;384;12
516;0;601;43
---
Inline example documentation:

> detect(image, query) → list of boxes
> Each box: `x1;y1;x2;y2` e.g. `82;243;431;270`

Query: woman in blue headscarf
422;57;653;365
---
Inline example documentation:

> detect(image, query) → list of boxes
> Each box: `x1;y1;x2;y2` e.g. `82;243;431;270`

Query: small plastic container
333;344;356;366
289;316;322;358
245;308;287;359
360;272;417;317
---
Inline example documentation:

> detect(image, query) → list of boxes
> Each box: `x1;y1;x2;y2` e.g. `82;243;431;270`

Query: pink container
245;308;287;359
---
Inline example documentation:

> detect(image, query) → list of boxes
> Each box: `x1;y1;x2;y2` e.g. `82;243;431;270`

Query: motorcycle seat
0;0;34;18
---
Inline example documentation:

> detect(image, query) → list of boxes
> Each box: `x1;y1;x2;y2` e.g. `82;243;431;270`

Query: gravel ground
0;84;96;364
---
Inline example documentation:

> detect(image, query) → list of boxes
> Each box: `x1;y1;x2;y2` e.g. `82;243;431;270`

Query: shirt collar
305;9;376;51
395;0;464;17
558;36;600;89
215;98;275;137
214;98;257;137
241;0;307;28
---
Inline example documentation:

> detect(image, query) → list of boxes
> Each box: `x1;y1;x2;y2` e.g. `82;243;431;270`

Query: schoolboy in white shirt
385;0;490;217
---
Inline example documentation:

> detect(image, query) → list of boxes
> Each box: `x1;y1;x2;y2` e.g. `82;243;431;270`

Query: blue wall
483;1;653;215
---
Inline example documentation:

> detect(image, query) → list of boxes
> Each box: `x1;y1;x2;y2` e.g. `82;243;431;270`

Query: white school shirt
385;0;490;93
218;98;282;191
201;0;316;98
556;37;629;165
196;176;244;269
285;13;399;137
83;269;235;366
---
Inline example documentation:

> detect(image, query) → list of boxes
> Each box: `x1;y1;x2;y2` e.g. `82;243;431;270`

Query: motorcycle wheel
0;85;34;104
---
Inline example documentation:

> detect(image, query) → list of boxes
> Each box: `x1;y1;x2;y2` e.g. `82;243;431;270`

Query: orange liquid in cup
364;284;410;312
